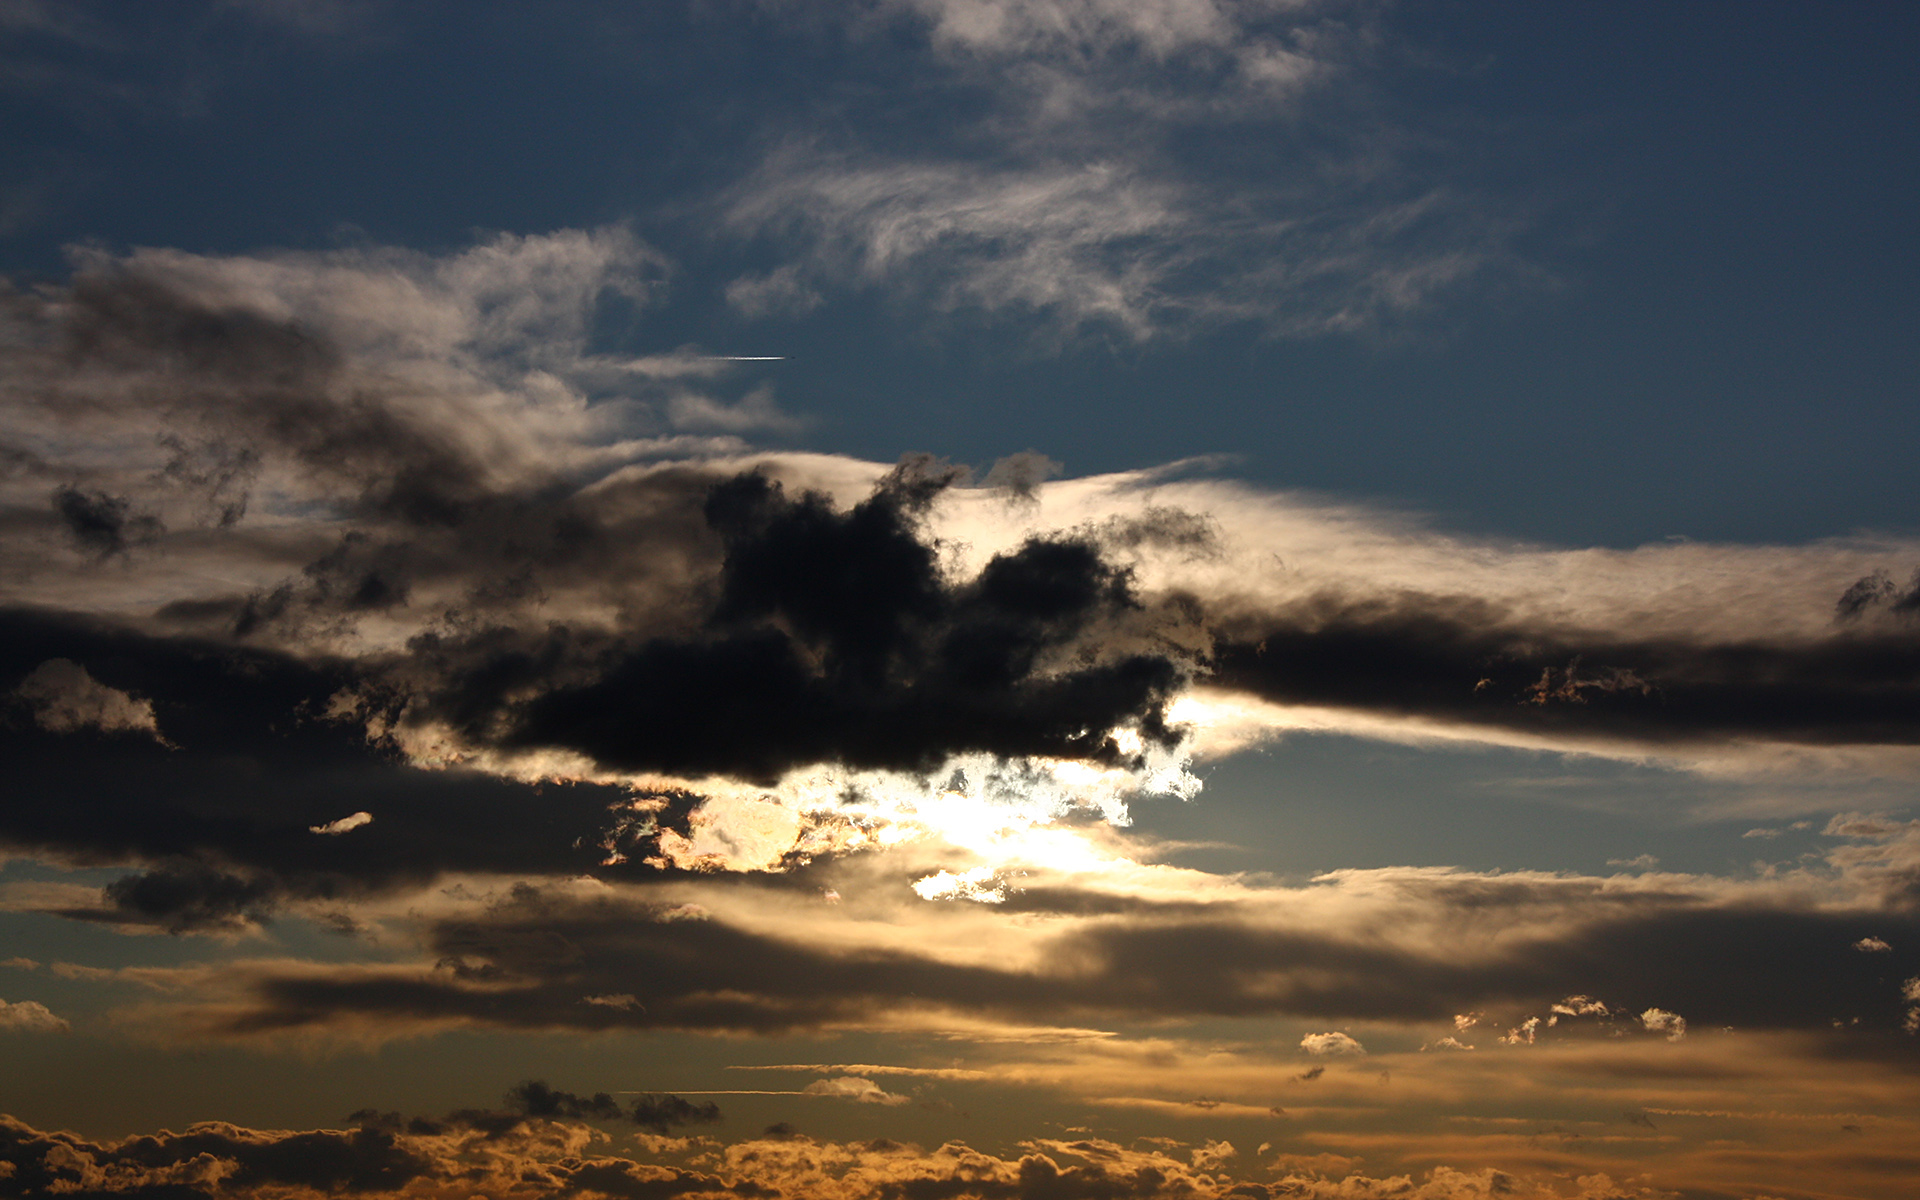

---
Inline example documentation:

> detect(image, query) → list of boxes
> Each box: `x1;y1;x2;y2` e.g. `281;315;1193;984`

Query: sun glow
626;739;1198;882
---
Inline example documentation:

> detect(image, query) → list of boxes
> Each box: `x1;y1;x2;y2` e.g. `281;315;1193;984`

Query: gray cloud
186;867;1920;1042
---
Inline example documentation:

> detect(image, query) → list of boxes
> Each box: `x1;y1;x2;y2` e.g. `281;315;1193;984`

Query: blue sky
2;5;1919;1200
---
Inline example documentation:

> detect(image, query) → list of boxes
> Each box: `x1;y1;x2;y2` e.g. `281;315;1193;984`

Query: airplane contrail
702;355;787;361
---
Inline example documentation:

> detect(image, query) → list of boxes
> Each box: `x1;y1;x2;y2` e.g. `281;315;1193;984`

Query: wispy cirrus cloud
721;0;1518;340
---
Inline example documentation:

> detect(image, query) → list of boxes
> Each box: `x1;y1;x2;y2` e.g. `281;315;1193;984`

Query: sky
0;3;1918;1199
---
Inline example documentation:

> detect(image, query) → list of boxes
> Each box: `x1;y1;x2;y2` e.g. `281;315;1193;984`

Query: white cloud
801;1076;912;1104
1299;1030;1364;1056
1853;936;1892;953
1640;1008;1687;1042
912;866;1009;904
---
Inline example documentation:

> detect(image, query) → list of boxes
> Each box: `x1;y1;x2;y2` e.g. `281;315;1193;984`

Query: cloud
485;464;1190;782
121;847;1920;1046
1639;1007;1687;1042
50;485;163;556
1299;1031;1365;1057
1203;586;1920;759
309;812;372;836
666;386;807;436
0;1108;1701;1200
718;2;1517;340
800;1076;912;1105
725;263;822;319
0;998;67;1032
10;657;163;740
504;1081;722;1134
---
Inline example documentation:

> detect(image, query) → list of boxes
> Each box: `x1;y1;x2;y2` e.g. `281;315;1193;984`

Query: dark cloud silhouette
97;861;282;934
0;1096;746;1200
52;485;162;556
1837;568;1920;620
0;1113;431;1197
0;451;1195;928
0;608;662;928
1207;590;1920;749
481;466;1188;781
627;1094;724;1135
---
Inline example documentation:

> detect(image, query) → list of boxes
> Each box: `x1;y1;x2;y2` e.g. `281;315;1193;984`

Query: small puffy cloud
1742;827;1782;839
1421;1037;1474;1051
1298;1031;1364;1057
1640;1008;1687;1041
801;1076;911;1105
309;811;373;835
912;866;1008;903
1189;1140;1235;1171
0;999;68;1032
1854;936;1893;953
12;659;163;740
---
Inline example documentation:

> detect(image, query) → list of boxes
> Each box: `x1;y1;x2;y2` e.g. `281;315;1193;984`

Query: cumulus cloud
0;998;67;1032
0;1109;1697;1200
1639;1008;1687;1042
1299;1031;1365;1056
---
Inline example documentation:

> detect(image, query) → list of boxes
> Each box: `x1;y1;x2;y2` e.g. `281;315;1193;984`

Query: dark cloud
0;1112;431;1197
1207;590;1920;749
1837;568;1920;620
201;879;1920;1041
504;1081;720;1133
0;455;1195;928
628;1094;724;1136
97;861;281;934
0;1108;1724;1200
0;607;662;928
0;1098;747;1200
469;466;1189;781
51;484;162;556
